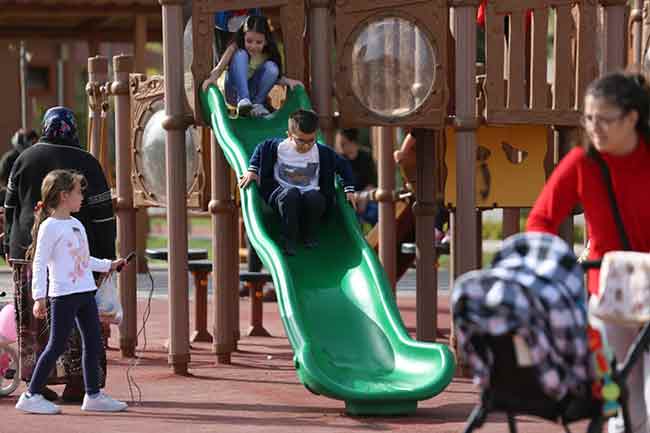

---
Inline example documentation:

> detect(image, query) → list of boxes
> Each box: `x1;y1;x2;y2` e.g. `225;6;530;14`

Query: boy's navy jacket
248;138;356;207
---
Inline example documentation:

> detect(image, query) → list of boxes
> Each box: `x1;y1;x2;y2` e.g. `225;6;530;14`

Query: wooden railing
484;1;599;126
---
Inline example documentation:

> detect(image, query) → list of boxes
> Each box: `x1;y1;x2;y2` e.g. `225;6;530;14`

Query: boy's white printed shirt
31;216;111;300
273;138;320;193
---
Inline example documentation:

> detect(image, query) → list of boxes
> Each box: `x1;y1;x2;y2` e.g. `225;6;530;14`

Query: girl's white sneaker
15;392;61;414
81;391;128;412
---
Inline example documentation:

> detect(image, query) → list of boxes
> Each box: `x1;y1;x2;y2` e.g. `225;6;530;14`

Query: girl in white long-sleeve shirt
15;169;127;415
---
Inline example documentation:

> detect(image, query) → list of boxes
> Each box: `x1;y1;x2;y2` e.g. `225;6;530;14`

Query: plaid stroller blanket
452;232;590;400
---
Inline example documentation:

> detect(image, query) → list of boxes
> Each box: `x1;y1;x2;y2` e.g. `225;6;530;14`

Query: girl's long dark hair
26;169;86;260
233;15;283;76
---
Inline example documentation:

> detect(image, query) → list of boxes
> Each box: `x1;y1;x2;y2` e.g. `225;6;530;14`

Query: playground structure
73;0;646;415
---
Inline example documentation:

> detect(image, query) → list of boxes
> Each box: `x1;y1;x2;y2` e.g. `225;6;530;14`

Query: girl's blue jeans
28;291;102;396
225;49;280;106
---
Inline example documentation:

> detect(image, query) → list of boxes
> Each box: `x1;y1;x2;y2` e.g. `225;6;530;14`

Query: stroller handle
580;260;602;270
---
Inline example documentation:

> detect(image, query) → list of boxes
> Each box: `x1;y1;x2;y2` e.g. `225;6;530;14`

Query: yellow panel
444;125;548;208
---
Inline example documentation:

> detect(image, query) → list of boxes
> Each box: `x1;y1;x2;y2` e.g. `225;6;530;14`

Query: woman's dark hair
233;15;283;76
26;169;86;260
585;71;650;143
339;128;359;143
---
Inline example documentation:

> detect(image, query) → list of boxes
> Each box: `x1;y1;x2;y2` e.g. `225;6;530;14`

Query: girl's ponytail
26;203;48;260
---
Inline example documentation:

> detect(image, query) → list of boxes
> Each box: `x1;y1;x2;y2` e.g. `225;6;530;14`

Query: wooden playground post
639;0;650;64
632;0;644;64
111;54;138;358
413;128;438;342
502;209;520;238
309;0;335;144
452;1;480;278
555;127;574;244
159;0;190;375
376;126;397;290
601;0;629;73
450;1;480;375
134;13;151;275
86;56;108;160
210;134;237;364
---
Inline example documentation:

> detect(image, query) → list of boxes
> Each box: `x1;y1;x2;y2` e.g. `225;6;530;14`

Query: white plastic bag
95;275;123;325
590;251;650;325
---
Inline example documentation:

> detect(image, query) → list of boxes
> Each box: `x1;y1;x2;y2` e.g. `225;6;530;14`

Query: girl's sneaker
250;104;270;118
15;392;61;414
236;98;253;117
81;391;128;412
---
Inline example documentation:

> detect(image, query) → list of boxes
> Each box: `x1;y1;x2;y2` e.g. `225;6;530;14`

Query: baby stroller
453;233;650;433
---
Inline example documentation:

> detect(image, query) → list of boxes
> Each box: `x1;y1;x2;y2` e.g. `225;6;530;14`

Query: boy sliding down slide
239;109;357;256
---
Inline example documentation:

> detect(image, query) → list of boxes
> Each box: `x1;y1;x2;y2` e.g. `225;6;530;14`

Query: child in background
335;128;378;226
15;170;127;415
202;15;303;118
239;109;357;255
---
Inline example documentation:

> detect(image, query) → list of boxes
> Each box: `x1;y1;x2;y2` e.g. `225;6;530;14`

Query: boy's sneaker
250;104;270;118
304;238;319;249
282;240;296;256
16;392;61;414
81;392;128;412
236;98;253;117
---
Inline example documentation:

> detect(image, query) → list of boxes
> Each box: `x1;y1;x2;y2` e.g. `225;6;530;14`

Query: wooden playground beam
160;0;191;375
451;0;480;376
309;0;335;143
602;0;629;72
413;129;438;342
111;54;138;359
210;134;238;365
0;28;162;42
0;6;160;18
375;127;397;291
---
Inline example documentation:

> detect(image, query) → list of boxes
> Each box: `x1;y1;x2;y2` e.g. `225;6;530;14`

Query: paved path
1;294;571;433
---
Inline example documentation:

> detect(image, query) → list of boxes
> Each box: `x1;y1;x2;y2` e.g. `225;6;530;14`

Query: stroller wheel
0;345;20;396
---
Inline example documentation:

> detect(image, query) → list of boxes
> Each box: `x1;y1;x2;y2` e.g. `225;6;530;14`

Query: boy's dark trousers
271;187;326;246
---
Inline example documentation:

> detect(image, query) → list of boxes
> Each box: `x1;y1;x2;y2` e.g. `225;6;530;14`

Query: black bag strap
588;148;632;251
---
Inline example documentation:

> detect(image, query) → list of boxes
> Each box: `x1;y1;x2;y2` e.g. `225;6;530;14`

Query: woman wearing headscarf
4;107;116;402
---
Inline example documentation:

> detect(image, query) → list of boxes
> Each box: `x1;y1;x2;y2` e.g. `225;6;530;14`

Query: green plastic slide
200;85;455;415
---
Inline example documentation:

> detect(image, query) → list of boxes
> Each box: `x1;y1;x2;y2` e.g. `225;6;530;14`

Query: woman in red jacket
527;72;650;433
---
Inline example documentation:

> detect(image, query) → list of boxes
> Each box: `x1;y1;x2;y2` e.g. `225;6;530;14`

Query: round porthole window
350;17;436;118
139;108;199;202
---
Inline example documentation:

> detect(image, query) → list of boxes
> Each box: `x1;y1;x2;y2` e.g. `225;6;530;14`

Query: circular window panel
139;106;199;203
350;17;436;118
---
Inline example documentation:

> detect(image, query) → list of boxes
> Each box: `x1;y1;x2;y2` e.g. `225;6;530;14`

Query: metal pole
19;41;27;129
160;0;190;375
57;44;65;106
111;54;138;358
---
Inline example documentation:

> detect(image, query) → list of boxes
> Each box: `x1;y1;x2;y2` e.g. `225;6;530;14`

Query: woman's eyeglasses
580;112;625;128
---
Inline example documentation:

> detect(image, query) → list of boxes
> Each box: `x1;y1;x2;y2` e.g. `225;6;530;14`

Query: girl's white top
31;216;111;300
